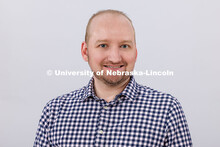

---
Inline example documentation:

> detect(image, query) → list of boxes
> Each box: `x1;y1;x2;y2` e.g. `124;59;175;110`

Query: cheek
123;52;137;64
88;51;106;65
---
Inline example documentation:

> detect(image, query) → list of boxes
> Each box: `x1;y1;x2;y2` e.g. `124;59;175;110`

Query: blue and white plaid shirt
34;76;192;147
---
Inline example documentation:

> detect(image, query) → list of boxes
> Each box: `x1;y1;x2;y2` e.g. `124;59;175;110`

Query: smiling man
81;10;137;103
34;10;192;147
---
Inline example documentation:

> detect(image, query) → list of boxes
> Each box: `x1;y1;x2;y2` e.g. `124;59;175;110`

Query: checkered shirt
34;76;192;147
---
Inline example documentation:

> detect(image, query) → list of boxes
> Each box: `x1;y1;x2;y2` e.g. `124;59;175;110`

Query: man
34;10;192;146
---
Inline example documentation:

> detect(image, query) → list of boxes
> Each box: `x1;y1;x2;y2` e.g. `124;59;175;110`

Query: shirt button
99;130;104;134
104;106;108;109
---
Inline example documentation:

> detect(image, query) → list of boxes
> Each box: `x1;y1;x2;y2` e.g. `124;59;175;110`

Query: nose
107;46;122;63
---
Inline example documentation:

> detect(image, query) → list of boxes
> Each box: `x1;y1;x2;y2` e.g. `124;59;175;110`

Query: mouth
103;65;124;69
103;65;125;71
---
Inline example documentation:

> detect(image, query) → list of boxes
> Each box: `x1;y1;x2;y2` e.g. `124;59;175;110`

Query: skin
81;13;137;102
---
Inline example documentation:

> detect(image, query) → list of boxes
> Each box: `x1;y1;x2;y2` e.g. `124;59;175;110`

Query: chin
96;74;130;86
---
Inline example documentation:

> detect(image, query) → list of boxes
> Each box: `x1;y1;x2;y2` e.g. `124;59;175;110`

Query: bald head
85;10;135;44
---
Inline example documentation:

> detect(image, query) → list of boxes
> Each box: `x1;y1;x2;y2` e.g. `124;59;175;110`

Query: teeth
105;66;122;68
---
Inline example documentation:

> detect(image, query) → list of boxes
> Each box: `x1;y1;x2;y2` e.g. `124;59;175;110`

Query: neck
93;77;130;103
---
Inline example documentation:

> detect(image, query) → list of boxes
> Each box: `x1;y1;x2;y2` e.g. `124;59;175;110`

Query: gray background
1;0;219;146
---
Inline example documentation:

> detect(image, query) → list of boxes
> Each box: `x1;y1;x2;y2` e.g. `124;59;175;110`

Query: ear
81;41;88;62
135;47;138;61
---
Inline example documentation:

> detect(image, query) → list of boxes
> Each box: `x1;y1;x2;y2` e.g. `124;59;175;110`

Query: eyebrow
95;40;133;44
120;40;133;44
95;40;109;44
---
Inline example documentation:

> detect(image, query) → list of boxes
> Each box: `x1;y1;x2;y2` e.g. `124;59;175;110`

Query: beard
93;70;130;87
87;54;133;86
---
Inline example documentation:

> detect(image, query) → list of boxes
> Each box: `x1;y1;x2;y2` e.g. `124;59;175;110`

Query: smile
104;65;124;68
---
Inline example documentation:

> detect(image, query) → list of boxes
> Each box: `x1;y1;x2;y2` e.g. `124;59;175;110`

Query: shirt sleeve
165;98;193;147
33;104;51;147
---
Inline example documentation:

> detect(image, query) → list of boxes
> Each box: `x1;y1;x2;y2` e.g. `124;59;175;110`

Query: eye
120;44;129;48
99;44;107;48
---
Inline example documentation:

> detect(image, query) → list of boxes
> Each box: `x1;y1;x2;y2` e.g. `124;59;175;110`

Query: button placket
95;102;105;146
97;103;109;136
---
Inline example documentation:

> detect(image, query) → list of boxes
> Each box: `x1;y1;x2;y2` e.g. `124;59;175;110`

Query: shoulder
135;83;180;109
135;83;187;121
44;86;87;113
136;83;176;101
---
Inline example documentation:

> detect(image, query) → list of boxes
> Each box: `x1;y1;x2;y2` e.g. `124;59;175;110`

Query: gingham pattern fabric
34;76;192;147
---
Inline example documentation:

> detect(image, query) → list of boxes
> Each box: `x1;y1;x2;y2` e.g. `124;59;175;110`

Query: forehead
88;13;135;42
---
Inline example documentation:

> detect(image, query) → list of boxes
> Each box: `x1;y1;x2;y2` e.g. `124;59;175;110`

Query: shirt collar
81;77;95;101
120;76;138;100
80;76;138;102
